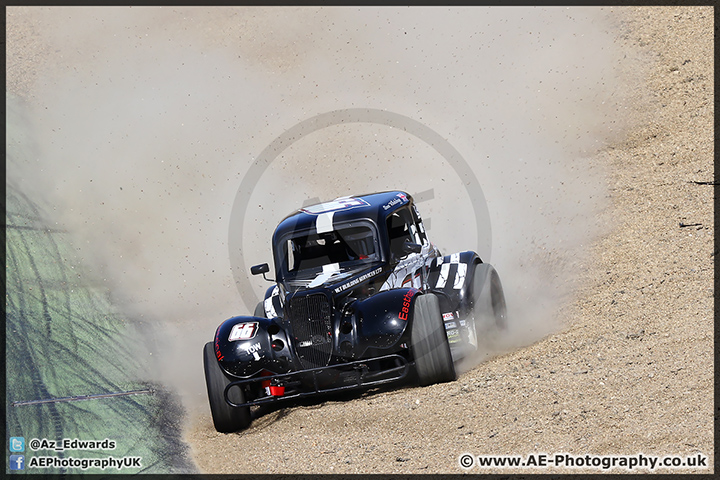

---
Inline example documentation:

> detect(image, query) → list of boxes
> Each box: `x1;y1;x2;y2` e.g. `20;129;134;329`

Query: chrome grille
288;293;333;369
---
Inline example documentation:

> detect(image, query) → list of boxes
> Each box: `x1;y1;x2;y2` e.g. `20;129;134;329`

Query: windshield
276;221;380;283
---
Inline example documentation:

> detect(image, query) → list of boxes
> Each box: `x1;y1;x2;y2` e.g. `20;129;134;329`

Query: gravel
187;7;713;474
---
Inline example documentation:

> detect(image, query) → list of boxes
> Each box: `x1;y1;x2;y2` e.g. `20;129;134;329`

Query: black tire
411;293;457;386
470;263;507;337
253;301;265;318
203;342;251;433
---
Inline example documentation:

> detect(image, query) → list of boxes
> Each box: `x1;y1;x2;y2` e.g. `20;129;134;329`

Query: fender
426;251;481;316
352;288;420;354
261;284;284;319
214;316;292;378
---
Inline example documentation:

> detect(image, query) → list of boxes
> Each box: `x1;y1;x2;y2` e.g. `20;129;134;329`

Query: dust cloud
7;7;641;411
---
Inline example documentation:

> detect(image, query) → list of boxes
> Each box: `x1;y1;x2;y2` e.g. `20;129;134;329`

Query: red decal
214;328;224;361
398;289;419;321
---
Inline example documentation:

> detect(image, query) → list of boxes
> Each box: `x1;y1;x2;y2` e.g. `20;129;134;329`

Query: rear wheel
203;342;251;433
411;293;457;386
469;263;507;341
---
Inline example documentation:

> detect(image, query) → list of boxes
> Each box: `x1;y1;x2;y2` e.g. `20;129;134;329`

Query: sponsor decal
382;193;409;211
398;288;419;321
334;267;383;293
447;329;461;343
442;312;455;321
214;328;224;361
228;322;259;341
444;321;458;329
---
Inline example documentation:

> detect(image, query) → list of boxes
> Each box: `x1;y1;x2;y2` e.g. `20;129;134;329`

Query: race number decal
228;322;259;341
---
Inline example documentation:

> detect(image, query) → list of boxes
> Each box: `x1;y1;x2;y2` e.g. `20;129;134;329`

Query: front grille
288;293;333;369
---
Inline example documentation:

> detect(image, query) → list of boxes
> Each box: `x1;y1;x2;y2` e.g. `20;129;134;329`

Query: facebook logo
9;454;25;470
9;437;25;452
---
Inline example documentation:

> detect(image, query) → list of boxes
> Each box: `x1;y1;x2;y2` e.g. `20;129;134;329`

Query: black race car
204;191;507;432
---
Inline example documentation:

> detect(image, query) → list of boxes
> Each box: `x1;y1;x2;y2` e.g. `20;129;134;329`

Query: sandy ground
187;7;714;474
6;5;713;475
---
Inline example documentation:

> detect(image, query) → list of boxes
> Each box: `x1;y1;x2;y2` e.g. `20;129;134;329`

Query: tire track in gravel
6;188;69;459
5;97;197;474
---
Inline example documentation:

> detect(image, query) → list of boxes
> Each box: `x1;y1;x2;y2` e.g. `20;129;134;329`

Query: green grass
5;93;194;474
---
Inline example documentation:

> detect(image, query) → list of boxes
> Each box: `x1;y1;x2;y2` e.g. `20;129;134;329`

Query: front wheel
203;342;251;433
253;301;265;318
411;293;457;386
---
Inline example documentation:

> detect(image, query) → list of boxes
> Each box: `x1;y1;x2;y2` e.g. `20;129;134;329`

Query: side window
387;207;420;261
411;204;428;245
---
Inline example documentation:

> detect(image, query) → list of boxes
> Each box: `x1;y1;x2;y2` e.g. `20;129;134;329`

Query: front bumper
224;354;410;408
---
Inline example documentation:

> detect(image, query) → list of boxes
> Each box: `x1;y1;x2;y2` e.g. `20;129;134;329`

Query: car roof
272;190;413;241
